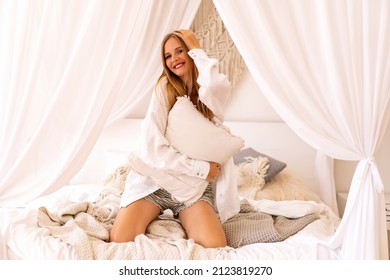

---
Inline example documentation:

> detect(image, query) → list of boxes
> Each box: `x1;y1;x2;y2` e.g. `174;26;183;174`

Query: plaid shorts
144;185;215;218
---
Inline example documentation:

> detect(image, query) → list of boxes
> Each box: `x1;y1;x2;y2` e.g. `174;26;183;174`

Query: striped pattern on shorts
144;185;215;218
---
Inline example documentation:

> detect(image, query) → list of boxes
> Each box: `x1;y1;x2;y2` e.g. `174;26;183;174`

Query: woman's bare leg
179;201;227;248
109;198;160;243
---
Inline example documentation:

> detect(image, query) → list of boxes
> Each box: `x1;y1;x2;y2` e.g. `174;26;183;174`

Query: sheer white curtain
0;0;200;207
107;0;202;123
214;0;390;259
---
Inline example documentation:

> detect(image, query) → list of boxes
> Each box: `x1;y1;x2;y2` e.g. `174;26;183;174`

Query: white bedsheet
0;184;340;260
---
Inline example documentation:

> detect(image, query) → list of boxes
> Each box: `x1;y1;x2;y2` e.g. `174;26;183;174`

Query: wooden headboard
70;119;319;195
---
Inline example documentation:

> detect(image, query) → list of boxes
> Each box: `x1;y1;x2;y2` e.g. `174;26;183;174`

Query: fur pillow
165;96;244;164
235;156;319;202
255;169;320;202
233;147;287;182
236;156;269;200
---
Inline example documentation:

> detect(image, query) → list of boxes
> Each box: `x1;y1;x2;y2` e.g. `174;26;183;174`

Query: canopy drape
214;0;390;259
0;0;200;206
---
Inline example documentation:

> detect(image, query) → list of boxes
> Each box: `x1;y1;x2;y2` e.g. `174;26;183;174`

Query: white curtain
106;1;201;123
0;0;200;207
214;0;390;259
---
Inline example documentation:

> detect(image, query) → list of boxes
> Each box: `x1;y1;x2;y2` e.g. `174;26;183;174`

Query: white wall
226;70;390;195
224;70;281;122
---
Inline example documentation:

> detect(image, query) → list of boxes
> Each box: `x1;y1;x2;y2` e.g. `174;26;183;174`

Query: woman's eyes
165;49;183;60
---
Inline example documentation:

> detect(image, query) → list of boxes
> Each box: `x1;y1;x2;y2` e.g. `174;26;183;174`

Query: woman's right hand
206;162;221;183
174;29;201;50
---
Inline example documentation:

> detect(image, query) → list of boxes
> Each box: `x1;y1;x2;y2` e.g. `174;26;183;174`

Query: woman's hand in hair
206;162;221;183
174;29;201;50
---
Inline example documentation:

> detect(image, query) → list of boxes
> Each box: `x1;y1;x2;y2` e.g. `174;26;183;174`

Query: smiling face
164;36;190;80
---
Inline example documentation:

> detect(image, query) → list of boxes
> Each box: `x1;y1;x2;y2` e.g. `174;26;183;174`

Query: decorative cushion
255;169;320;202
233;147;287;182
165;96;244;164
236;156;269;200
235;158;320;202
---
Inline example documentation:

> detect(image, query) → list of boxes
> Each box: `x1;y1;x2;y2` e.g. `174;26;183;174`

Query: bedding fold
223;200;319;248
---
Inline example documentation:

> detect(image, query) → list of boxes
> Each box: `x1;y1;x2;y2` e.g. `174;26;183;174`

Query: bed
0;119;341;260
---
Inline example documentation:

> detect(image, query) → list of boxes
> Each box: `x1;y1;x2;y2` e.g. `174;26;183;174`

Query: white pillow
236;156;269;200
255;169;320;202
165;96;244;164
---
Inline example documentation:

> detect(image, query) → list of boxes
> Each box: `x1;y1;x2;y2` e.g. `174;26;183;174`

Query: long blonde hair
156;32;214;120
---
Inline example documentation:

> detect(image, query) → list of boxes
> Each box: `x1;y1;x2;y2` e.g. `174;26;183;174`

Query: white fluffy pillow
165;96;244;164
255;169;320;202
235;156;320;202
236;156;270;200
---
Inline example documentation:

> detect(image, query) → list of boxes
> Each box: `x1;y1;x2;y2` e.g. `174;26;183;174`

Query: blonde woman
109;30;239;248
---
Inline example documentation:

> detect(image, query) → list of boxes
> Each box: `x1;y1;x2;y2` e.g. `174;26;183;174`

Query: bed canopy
0;0;389;259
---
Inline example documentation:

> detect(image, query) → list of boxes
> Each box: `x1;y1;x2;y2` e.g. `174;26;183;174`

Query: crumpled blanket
223;200;319;248
37;188;319;259
37;188;121;259
37;188;224;259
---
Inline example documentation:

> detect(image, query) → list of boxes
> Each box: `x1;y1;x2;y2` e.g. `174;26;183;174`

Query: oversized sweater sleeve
188;49;232;122
137;78;210;179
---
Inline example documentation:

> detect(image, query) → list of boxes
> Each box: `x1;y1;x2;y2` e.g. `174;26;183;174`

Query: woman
109;29;239;248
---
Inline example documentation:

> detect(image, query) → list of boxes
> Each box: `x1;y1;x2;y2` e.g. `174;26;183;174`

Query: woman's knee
179;201;227;248
109;225;136;243
186;225;227;248
109;199;160;243
109;209;139;243
196;234;227;248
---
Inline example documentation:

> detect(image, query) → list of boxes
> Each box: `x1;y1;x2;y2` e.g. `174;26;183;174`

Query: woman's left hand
206;162;221;183
174;29;201;50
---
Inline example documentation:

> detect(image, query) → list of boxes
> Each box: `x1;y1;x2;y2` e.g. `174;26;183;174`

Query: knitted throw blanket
37;187;319;259
223;201;319;248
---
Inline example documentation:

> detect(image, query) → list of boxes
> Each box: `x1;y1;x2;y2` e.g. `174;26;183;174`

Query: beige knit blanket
37;188;223;259
37;187;319;259
223;200;319;248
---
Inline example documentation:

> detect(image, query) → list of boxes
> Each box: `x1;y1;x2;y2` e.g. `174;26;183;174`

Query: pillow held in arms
165;96;244;164
233;147;287;182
